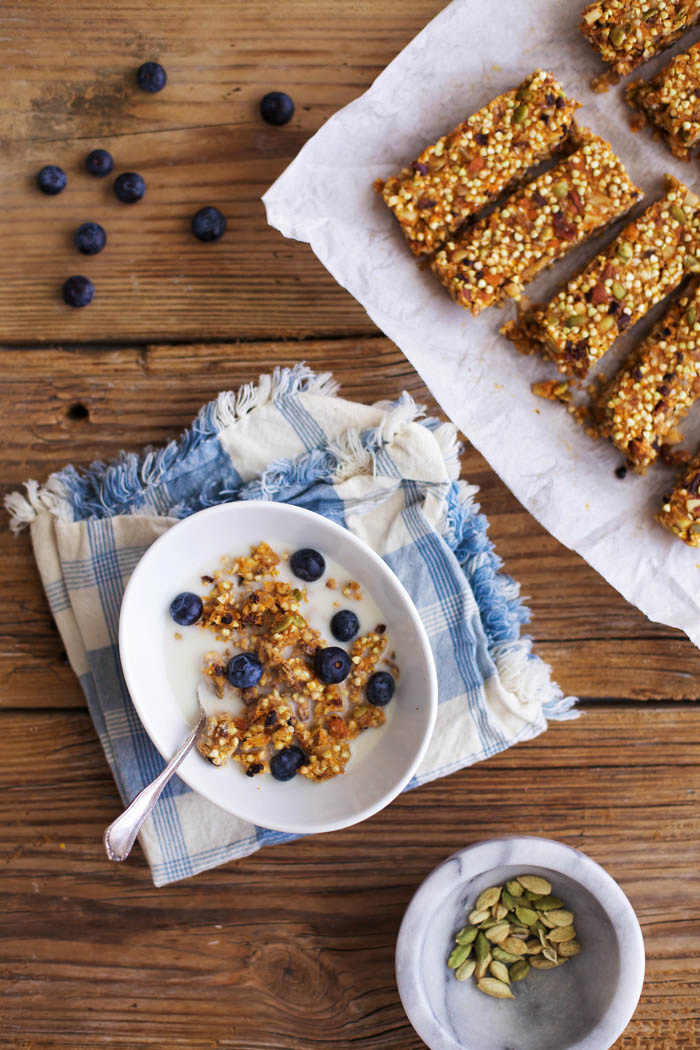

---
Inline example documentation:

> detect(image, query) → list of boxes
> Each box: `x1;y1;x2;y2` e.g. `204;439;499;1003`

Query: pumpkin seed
501;936;529;956
485;923;511;944
512;104;529;125
517;876;552;896
598;315;616;333
687;306;697;326
448;944;472;968
505;880;524;897
564;314;586;328
553;180;569;199
616;241;633;263
476;886;502;912
546;909;574;927
515;906;538;926
455;958;476;981
489;960;511;984
469;908;491;924
493;946;521;964
558;939;581;957
477;977;515;999
609;25;625;46
548;924;576;943
612;281;626;300
510;960;530;982
671;203;688;224
455;925;478;945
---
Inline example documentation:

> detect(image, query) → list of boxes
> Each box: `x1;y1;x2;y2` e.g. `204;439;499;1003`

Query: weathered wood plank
2;341;700;709
1;706;698;1049
0;0;448;343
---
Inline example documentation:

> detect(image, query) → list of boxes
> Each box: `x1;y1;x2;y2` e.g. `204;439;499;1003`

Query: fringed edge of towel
3;364;338;533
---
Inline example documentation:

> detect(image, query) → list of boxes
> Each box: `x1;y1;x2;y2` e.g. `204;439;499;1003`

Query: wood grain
1;705;699;1050
0;0;449;343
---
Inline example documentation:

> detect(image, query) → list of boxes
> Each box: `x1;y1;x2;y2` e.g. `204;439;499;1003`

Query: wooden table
2;3;700;1047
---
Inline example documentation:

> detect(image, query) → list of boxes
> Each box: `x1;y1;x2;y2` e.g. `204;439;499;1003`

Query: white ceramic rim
118;501;438;834
396;835;645;1050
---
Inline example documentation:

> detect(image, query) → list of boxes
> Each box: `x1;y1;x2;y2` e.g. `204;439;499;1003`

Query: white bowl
119;501;437;834
396;837;645;1050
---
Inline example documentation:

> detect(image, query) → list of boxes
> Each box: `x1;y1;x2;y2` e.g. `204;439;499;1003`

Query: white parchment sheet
263;0;700;649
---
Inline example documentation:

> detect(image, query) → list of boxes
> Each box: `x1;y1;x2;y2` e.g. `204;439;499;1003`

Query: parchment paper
263;0;700;649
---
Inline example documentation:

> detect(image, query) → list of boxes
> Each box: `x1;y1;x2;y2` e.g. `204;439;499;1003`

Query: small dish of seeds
396;837;645;1050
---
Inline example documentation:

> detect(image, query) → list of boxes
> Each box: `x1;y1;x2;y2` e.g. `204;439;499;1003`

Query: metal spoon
103;691;207;863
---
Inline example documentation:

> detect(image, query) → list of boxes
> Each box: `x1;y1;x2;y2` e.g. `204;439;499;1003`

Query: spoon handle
103;713;206;862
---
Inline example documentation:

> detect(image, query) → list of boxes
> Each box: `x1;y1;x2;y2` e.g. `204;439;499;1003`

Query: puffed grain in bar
594;277;700;471
429;130;641;317
657;446;700;544
376;70;579;258
626;41;700;158
580;0;700;78
503;176;700;378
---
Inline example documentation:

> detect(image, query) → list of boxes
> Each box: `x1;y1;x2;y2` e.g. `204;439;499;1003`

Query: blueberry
169;591;203;625
227;652;263;690
37;165;66;196
137;61;167;93
192;206;227;242
114;172;145;203
62;275;94;309
366;671;395;706
260;91;295;126
314;646;351;685
74;221;106;255
269;746;307;781
290;548;325;582
330;609;359;642
85;149;113;177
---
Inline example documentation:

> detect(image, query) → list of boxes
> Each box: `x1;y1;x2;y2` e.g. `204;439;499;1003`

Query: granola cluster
193;543;395;782
580;0;700;79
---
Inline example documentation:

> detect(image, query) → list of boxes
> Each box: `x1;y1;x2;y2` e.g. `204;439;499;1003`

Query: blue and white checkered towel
6;364;575;886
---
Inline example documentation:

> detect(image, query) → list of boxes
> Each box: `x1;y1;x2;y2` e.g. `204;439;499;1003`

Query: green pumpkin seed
598;315;616;333
612;281;626;300
616;241;633;263
687;306;697;326
517;87;534;101
510;960;530;982
493;946;521;964
485;923;511;944
477;977;515;999
455;958;476;981
671;203;688;224
609;25;625;46
548;925;576;943
469;908;491;925
489;960;511;984
455;925;478;946
271;613;296;633
564;314;586;328
512;104;529;125
505;880;524;897
546;909;574;927
448;943;472;968
515;906;538;926
476;886;502;912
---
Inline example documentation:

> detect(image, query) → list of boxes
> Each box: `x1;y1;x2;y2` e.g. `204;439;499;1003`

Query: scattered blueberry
74;221;107;255
37;165;67;196
227;651;263;690
61;275;94;309
260;91;295;126
137;61;167;93
269;745;307;781
192;206;227;242
169;591;203;625
314;646;351;685
85;149;114;177
615;465;628;479
330;609;359;642
290;547;325;582
366;671;395;706
114;172;146;203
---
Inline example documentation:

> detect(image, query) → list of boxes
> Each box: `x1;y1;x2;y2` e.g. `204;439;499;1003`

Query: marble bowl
396;837;645;1050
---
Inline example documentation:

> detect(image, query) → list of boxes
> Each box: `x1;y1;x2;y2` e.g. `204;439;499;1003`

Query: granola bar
376;70;579;258
626;41;700;158
594;277;700;471
580;0;700;78
657;447;700;543
429;131;641;317
503;176;700;378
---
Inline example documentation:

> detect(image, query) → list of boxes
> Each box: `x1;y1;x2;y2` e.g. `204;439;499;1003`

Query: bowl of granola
119;501;437;834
